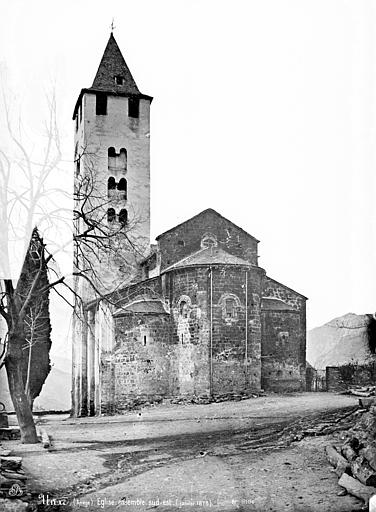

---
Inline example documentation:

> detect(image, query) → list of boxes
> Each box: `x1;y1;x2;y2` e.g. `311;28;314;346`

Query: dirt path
4;393;365;511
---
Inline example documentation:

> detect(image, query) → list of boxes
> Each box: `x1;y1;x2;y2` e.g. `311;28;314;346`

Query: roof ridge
156;208;260;242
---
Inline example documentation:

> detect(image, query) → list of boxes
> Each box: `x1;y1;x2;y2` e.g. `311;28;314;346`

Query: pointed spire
91;33;141;95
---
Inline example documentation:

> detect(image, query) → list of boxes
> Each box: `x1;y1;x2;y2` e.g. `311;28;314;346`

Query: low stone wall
326;364;376;392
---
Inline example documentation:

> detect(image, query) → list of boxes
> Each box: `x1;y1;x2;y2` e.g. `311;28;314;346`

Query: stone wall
73;92;151;304
168;267;211;397
99;263;267;412
261;310;305;392
326;364;376;392
261;277;307;392
263;277;306;310
157;209;259;271
111;313;176;411
211;266;263;394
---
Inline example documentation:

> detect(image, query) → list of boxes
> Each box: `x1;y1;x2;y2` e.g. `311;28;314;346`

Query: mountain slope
0;357;70;412
307;313;372;370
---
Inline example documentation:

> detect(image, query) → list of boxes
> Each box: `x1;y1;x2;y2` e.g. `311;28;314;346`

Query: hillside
33;365;71;411
0;355;71;412
307;312;372;370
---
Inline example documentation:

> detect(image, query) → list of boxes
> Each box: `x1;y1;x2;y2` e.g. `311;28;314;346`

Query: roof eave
72;88;153;119
265;276;308;300
161;262;262;275
113;310;169;318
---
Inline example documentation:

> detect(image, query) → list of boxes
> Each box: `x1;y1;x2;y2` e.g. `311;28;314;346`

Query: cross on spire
110;18;116;33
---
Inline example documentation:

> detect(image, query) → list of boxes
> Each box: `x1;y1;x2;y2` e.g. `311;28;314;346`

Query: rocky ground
0;392;369;511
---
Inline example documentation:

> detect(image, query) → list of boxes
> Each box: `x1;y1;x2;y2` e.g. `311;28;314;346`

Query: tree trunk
5;333;38;444
25;342;32;408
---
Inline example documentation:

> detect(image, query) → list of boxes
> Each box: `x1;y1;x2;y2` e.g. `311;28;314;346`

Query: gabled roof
162;246;252;273
92;33;141;94
265;276;308;300
156;208;260;243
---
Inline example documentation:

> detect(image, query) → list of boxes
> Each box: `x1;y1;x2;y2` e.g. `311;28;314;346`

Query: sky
0;0;375;349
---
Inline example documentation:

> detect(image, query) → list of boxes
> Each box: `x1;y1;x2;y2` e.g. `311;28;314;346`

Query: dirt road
6;393;366;511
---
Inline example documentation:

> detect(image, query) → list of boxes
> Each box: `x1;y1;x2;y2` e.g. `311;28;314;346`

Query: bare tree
0;85;150;441
23;288;51;409
24;306;40;406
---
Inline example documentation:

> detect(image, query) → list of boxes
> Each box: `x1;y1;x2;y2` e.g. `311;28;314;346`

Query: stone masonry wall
211;266;263;395
326;364;376;392
262;277;306;392
169;267;211;397
157;210;259;271
112;313;176;411
261;310;304;392
74;93;151;303
98;268;306;412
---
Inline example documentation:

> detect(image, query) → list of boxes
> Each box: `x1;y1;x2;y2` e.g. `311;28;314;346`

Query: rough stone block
0;457;22;471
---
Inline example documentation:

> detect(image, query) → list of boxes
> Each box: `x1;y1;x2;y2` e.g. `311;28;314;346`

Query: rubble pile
170;391;265;406
278;406;359;445
117;392;267;411
0;447;29;511
344;385;376;398
326;399;376;505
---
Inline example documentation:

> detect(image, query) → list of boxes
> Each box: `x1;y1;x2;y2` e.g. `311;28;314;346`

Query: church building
71;33;307;417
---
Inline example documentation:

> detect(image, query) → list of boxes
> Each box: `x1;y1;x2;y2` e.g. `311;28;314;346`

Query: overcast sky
0;0;375;339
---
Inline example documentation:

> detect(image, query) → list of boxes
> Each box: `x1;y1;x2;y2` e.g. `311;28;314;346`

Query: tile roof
163;247;252;272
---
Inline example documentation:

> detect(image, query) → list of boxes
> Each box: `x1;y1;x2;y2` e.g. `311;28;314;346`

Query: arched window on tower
108;147;116;172
108;177;116;198
119;148;127;171
107;208;116;223
108;147;127;173
119;209;128;226
117;178;127;199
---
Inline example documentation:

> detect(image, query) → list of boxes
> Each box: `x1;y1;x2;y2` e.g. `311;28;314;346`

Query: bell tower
72;32;152;301
71;33;152;417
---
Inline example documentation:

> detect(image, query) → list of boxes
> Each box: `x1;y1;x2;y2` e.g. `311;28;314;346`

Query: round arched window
107;208;116;223
119;209;128;226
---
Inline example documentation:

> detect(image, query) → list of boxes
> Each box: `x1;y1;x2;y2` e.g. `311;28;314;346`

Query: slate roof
162;247;252;273
113;299;169;316
91;33;141;94
72;33;152;119
265;277;308;300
